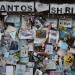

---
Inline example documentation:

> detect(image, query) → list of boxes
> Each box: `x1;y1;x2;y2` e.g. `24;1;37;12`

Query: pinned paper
48;30;59;45
25;68;33;75
9;31;17;40
27;62;34;68
58;40;68;50
50;71;64;75
20;49;28;57
35;69;43;75
6;66;14;75
20;57;29;63
36;2;49;12
4;52;9;58
0;32;3;40
5;26;17;33
70;48;75;54
28;43;34;51
57;49;66;57
46;60;56;70
0;66;6;75
16;64;26;75
45;44;53;54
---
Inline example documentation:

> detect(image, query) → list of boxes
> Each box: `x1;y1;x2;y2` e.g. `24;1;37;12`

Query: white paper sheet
35;69;43;75
6;66;13;75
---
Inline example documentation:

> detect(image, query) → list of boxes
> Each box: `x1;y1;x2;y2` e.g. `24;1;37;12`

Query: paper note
6;66;13;75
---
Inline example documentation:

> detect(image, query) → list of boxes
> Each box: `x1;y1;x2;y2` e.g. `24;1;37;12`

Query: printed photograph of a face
36;30;46;38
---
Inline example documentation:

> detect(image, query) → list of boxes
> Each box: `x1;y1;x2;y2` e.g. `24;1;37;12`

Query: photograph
9;41;18;50
36;30;46;38
48;30;59;45
45;44;53;54
59;19;72;28
46;19;58;29
36;28;47;39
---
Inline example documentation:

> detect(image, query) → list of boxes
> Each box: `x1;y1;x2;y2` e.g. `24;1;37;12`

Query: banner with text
0;2;34;12
50;4;75;14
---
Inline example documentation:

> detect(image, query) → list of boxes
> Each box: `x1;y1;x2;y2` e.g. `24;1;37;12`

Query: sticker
64;54;74;65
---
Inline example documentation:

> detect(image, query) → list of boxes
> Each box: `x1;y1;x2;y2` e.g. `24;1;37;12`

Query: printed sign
0;2;34;12
50;4;75;14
